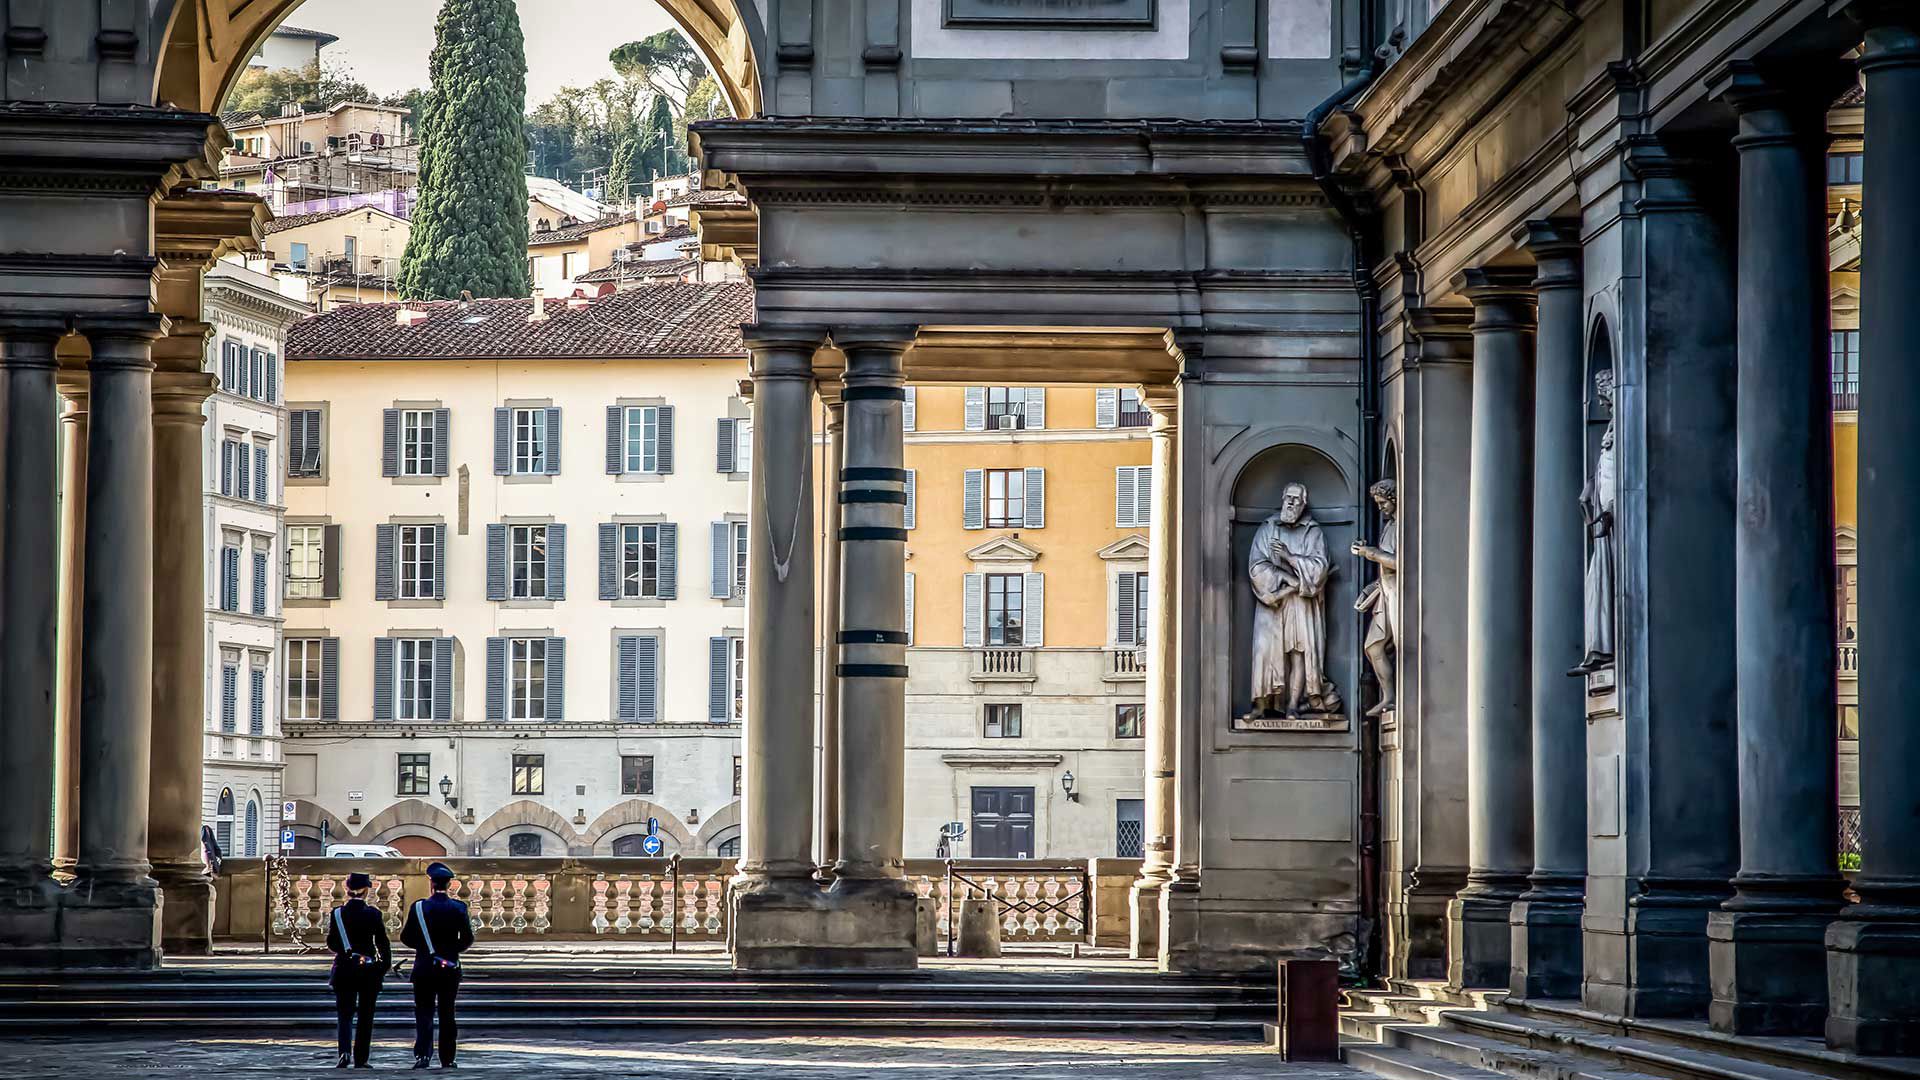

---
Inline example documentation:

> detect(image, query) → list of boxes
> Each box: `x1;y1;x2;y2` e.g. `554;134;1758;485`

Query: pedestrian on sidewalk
326;872;392;1069
400;862;474;1069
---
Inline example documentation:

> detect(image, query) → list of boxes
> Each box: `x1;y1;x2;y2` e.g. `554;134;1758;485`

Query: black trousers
333;978;381;1065
412;976;460;1064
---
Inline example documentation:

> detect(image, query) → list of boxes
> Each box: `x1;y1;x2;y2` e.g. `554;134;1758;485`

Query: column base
1392;869;1466;981
1584;888;1724;1018
153;863;214;956
1160;881;1363;975
1447;893;1518;990
0;877;160;971
1129;877;1165;960
1509;898;1583;1000
1825;912;1920;1055
731;875;918;971
1705;907;1835;1035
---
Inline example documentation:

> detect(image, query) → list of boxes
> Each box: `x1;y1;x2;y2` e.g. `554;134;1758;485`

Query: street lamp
1061;771;1079;803
439;775;456;808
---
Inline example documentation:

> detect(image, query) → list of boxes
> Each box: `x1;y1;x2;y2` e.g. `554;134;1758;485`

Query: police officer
325;872;392;1069
400;862;474;1069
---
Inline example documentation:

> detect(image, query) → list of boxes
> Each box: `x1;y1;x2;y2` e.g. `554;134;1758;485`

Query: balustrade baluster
531;875;551;934
487;878;508;932
591;875;611;933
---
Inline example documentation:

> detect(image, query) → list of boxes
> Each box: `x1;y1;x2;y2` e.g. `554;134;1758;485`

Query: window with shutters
984;703;1023;738
251;543;270;615
220;651;240;733
986;469;1025;528
397;753;431;795
509;637;548;721
614;633;662;722
287;525;325;600
1116;702;1145;739
732;521;749;598
511;407;549;474
1116;465;1153;528
249;655;268;734
733;756;742;797
215;789;234;854
732;419;752;474
986;573;1025;646
1117;387;1150;428
730;637;746;721
512;753;545;795
509;524;549;600
249;350;266;402
621;755;654;795
285;638;325;721
220;437;246;497
399;409;437;476
1114;570;1150;647
986;387;1029;430
621;523;663;599
398;524;437;599
251;439;272;504
395;638;435;721
623;405;662;473
219;544;241;612
288;408;324;477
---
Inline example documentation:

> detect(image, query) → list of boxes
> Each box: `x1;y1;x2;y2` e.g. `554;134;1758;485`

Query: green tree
609;30;701;107
639;91;688;179
607;135;639;208
398;0;531;300
224;60;374;117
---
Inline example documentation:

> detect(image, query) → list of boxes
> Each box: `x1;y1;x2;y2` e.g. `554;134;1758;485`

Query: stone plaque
1234;712;1350;732
1227;779;1353;842
1589;753;1621;838
945;0;1157;28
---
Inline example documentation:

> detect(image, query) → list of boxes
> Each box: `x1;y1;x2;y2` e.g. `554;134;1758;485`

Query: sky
281;0;683;104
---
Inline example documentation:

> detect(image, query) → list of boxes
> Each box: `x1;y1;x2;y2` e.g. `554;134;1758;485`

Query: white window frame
509;636;548;722
732;419;752;475
986;387;1027;431
621;523;662;599
399;408;437;477
984;702;1023;738
286;524;324;600
986;572;1025;647
731;521;749;598
623;406;661;474
284;638;324;722
394;637;434;721
729;636;746;722
512;407;549;475
1116;465;1153;528
986;469;1026;529
509;523;549;600
397;524;437;600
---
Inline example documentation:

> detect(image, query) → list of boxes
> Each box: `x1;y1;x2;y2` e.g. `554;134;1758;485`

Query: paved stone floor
4;1034;1365;1078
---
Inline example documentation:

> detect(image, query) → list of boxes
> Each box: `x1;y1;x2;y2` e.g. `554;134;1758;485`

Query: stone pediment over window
964;535;1041;563
1096;534;1150;561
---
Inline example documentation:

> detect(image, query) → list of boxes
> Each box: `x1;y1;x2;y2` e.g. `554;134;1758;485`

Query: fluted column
1510;221;1588;999
150;369;217;955
1131;384;1178;959
1828;2;1920;1054
1449;267;1537;989
817;391;845;876
53;380;88;876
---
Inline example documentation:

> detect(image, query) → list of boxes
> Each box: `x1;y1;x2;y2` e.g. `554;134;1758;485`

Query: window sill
616;472;666;484
503;473;554;485
391;475;443;486
613;597;668;608
287;475;328;487
969;672;1039;686
385;599;444;609
500;598;556;609
283;597;335;609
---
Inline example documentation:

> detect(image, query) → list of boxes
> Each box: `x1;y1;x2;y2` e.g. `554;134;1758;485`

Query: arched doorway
214;789;235;856
243;795;260;858
388;835;447;857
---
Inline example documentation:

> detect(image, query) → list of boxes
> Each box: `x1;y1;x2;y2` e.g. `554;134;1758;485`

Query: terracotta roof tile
529;211;638;246
576;257;700;284
263;206;359;235
286;281;752;360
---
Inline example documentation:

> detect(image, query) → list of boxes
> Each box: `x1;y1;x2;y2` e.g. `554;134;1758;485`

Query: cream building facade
277;284;754;858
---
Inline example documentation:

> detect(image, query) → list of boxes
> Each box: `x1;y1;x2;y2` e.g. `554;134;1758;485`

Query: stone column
0;318;65;931
732;326;825;969
149;369;218;955
1698;62;1847;1036
827;327;918;969
54;379;88;876
817;390;845;875
70;314;167;969
1828;4;1920;1054
1448;267;1537;989
1131;385;1178;959
1510;222;1588;999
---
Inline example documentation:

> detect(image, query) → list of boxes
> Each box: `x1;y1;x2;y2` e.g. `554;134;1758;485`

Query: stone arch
355;799;467;854
694;800;741;851
285;797;351;854
582;799;695;854
471;799;581;852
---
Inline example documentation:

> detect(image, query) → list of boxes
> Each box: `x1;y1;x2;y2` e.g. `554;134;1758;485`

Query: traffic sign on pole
640;834;664;857
280;827;296;851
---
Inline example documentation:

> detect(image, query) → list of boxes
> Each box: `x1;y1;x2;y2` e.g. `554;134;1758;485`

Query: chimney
527;287;548;323
565;289;591;310
396;306;430;327
459;290;474;303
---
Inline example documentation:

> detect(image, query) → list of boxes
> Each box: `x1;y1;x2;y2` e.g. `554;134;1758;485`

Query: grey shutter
544;407;562;474
287;411;307;476
252;550;268;614
963;469;984;530
1024;388;1045;430
321;524;342;599
374;524;396;600
265;352;278;403
963;387;986;430
708;636;729;722
381;409;400;477
485;637;506;721
657;522;678;599
904;572;915;646
605;405;623;473
546;524;567;600
431;409;450;476
616;635;640;720
963;573;984;648
220;441;234;496
1095;388;1119;428
1135;465;1153;526
485;524;507;601
372;638;395;721
254;445;268;503
636;635;659;721
1115;571;1138;646
319;637;340;721
432;524;447;600
1116;467;1138;527
544;637;566;720
221;665;237;732
431;637;454;720
1024;467;1045;528
222;547;239;610
1024;572;1045;646
492;408;511;475
904;470;916;530
250;669;266;734
598;523;619;600
236;446;250;500
710;522;730;598
309;411;325;475
656;404;675;473
716;418;736;473
903;387;916;432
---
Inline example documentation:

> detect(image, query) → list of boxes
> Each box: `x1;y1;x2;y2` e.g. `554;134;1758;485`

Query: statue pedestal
1233;712;1349;733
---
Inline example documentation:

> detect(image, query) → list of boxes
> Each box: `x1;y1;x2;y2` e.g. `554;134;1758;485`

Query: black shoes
413;1055;431;1069
337;1052;350;1069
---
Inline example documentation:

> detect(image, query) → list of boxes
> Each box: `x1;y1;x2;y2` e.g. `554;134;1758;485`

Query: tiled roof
1836;81;1865;107
576;257;700;284
286;281;752;360
220;108;262;130
263;206;358;235
529;211;638;246
646;224;695;245
664;189;747;208
273;25;340;42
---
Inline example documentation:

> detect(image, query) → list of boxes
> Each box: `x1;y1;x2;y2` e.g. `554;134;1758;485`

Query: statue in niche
1248;481;1343;717
1572;369;1617;675
1353;479;1398;716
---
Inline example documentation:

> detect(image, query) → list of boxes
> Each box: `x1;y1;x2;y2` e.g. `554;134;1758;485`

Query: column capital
1451;268;1537;332
75;313;169;370
1514;219;1583;290
0;315;70;351
1834;2;1920;61
152;370;216;425
1139;384;1178;428
1707;60;1849;146
830;325;917;354
743;323;826;380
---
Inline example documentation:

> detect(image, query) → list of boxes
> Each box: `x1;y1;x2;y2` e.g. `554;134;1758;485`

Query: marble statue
1573;369;1616;674
1249;481;1343;717
1353;479;1398;716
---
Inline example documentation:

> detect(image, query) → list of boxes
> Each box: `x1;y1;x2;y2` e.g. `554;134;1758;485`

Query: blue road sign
640;834;664;857
647;817;659;836
279;827;296;850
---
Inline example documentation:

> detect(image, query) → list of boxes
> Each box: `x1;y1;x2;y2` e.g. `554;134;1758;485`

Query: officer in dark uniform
399;862;474;1069
325;872;392;1068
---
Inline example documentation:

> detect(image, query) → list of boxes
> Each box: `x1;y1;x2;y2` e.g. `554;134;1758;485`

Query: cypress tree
398;0;530;300
607;135;638;208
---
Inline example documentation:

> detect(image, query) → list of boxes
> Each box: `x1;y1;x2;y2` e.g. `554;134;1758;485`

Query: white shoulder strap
334;906;352;953
413;899;437;955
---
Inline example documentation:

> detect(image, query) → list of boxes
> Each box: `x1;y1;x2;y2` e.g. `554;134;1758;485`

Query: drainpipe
1301;0;1385;983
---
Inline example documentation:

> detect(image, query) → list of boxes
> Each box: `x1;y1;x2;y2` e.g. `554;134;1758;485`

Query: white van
324;844;404;859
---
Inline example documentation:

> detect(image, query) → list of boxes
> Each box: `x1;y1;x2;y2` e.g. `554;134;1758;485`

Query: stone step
1343;1045;1512;1080
0;976;1271;1002
1497;1000;1920;1080
1370;1017;1652;1079
0;1013;1268;1039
